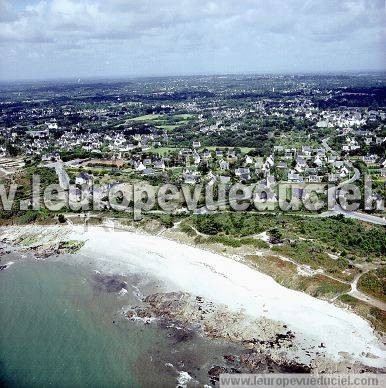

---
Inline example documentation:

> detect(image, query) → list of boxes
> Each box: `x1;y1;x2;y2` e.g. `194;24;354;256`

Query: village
0;74;385;215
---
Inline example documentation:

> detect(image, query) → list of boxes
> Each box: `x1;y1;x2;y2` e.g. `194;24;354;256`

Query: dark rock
208;366;227;383
172;327;195;343
223;355;237;364
94;274;127;293
279;361;311;373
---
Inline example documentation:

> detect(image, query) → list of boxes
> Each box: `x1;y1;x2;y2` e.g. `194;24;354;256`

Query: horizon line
1;69;386;84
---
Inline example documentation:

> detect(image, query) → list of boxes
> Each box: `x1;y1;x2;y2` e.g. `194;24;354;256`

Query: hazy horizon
0;0;385;81
2;69;386;85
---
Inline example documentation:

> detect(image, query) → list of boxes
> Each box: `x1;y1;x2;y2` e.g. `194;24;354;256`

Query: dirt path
347;270;386;311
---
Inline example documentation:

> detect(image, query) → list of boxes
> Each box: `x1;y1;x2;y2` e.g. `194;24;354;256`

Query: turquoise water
0;260;175;388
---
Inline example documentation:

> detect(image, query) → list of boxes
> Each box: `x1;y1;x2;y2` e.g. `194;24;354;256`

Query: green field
202;146;255;154
174;114;194;120
149;147;179;156
128;114;194;131
154;124;180;131
128;114;163;122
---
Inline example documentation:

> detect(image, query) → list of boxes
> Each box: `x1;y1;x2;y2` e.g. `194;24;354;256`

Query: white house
134;161;146;172
219;160;229;170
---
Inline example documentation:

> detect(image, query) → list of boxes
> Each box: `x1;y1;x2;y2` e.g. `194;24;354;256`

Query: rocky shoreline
1;224;385;381
0;227;84;260
124;290;384;382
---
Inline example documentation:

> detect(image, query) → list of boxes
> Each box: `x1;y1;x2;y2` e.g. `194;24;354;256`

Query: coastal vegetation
338;294;386;333
194;234;269;249
271;241;354;281
247;254;350;299
358;268;386;303
189;213;386;258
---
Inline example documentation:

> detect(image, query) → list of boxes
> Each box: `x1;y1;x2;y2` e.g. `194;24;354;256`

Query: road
42;160;70;190
322;137;333;153
347;270;386;311
340;160;360;186
320;208;386;225
321;137;386;225
54;161;70;190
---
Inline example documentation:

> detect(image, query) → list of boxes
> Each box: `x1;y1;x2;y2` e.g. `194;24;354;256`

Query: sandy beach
1;224;385;372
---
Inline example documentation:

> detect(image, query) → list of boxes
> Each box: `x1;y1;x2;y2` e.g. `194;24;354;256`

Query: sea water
0;259;177;387
0;255;239;387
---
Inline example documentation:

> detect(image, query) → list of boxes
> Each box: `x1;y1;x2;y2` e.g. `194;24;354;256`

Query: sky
0;0;385;80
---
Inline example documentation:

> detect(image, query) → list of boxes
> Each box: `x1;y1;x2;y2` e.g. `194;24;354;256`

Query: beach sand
1;224;385;371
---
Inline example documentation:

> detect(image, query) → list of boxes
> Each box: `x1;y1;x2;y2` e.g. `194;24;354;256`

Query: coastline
0;223;385;376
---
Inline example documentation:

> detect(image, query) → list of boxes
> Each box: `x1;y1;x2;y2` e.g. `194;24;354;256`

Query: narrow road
322;137;333;153
347;270;386;311
54;161;70;190
320;208;386;225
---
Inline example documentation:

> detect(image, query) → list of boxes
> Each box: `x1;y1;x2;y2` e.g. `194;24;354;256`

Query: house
306;175;323;183
219;160;229;170
193;153;201;164
183;170;200;184
179;148;193;157
235;167;250;177
314;155;323;167
46;122;58;130
340;166;350;178
334;160;344;169
142;168;155;176
245;155;254;165
227;150;236;159
301;145;312;156
235;167;251;181
288;170;303;183
295;156;307;172
207;171;217;185
328;173;338;182
75;172;93;186
273;145;284;153
42;151;60;162
277;161;287;169
192;141;201;148
284;149;294;159
265;155;275;167
154;160;165;170
134;161;146;172
202;150;211;160
363;155;378;166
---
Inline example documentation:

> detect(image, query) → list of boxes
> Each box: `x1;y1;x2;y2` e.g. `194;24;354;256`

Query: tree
6;142;18;157
269;228;283;244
